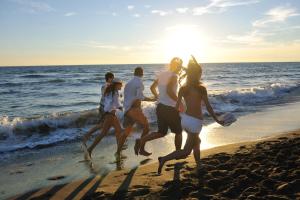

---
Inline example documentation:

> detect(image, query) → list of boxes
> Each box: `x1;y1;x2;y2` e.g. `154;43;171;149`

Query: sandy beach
3;101;300;200
1;0;300;199
84;130;300;200
9;129;300;200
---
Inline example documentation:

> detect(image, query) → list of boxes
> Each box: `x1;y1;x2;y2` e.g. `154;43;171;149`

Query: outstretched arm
150;79;158;100
202;87;223;125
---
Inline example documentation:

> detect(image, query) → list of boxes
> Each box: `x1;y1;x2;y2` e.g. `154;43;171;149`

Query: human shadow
112;167;138;199
173;162;185;181
159;161;187;199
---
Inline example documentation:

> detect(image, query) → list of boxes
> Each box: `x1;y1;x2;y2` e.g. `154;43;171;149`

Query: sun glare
163;25;209;64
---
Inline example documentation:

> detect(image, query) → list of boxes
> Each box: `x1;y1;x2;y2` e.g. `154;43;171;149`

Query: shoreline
2;101;300;199
9;129;300;199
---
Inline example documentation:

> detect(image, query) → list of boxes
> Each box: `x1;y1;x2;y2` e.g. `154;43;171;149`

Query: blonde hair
169;57;182;72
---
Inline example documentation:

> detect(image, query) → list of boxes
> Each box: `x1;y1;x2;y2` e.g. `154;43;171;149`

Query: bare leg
158;133;196;174
138;119;150;155
116;126;132;154
82;123;102;143
138;132;165;156
108;116;123;155
126;108;151;155
193;137;201;168
87;116;112;157
113;116;122;142
175;133;182;150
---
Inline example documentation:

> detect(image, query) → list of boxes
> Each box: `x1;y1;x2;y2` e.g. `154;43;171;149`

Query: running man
117;67;155;156
82;72;114;144
136;57;184;156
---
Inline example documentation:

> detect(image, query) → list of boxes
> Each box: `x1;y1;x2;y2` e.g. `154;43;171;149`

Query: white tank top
157;71;178;107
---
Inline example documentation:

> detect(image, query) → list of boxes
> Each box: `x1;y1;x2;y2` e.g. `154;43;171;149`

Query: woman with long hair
157;56;224;174
86;78;125;158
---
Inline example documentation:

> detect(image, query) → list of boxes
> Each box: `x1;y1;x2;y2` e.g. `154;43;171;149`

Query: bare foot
139;149;152;157
157;157;164;175
87;148;92;160
134;139;140;155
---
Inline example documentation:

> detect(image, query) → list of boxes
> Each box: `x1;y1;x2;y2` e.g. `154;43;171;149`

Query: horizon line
1;60;300;67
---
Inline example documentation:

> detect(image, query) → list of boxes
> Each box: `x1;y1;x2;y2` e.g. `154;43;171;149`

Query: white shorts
180;113;203;134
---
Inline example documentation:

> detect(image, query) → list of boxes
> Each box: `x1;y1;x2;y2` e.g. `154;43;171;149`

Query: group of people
82;56;224;174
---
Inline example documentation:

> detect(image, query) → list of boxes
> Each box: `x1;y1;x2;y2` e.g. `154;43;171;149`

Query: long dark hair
104;82;120;97
186;63;202;87
181;56;203;95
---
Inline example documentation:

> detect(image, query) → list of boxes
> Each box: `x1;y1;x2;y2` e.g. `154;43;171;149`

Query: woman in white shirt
86;78;124;158
82;72;114;144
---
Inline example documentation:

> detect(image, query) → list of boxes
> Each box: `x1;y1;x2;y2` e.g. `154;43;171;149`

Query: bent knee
197;137;201;144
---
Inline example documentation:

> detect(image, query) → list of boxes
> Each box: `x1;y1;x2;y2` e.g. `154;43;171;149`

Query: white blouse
103;91;121;112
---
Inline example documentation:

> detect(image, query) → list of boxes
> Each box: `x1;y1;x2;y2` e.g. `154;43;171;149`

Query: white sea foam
0;82;299;153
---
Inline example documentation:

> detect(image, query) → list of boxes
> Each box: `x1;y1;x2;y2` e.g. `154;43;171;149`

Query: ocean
1;62;300;154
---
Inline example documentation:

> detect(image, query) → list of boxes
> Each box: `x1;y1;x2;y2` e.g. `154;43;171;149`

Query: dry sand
11;130;300;200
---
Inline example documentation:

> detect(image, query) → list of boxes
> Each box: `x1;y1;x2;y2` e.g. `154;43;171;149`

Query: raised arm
202;87;223;125
166;75;178;102
150;79;158;99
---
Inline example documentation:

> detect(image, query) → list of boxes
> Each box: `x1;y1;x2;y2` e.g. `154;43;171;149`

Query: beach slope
11;130;300;200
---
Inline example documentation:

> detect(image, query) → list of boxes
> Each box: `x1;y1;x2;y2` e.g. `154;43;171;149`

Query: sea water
0;62;300;154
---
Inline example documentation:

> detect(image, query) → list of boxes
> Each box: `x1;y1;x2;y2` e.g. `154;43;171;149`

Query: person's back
157;56;224;175
157;70;178;107
124;76;143;112
182;84;206;120
137;58;183;156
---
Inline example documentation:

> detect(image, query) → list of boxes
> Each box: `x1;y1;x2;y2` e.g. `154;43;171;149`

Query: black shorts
156;103;182;135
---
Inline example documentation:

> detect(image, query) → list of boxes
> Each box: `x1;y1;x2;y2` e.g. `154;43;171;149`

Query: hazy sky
0;0;300;66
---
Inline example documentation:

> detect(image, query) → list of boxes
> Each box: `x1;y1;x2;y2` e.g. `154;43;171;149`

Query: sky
0;0;300;66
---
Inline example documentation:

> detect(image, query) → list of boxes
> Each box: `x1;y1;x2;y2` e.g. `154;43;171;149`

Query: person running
117;67;155;156
86;78;124;158
135;57;184;156
157;57;224;174
82;72;114;145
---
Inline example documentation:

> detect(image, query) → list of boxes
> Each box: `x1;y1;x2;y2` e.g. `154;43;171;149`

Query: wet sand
9;130;300;200
3;102;300;199
83;131;300;199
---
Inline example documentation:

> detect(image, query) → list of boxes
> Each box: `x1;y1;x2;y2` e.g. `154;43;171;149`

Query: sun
163;25;209;64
